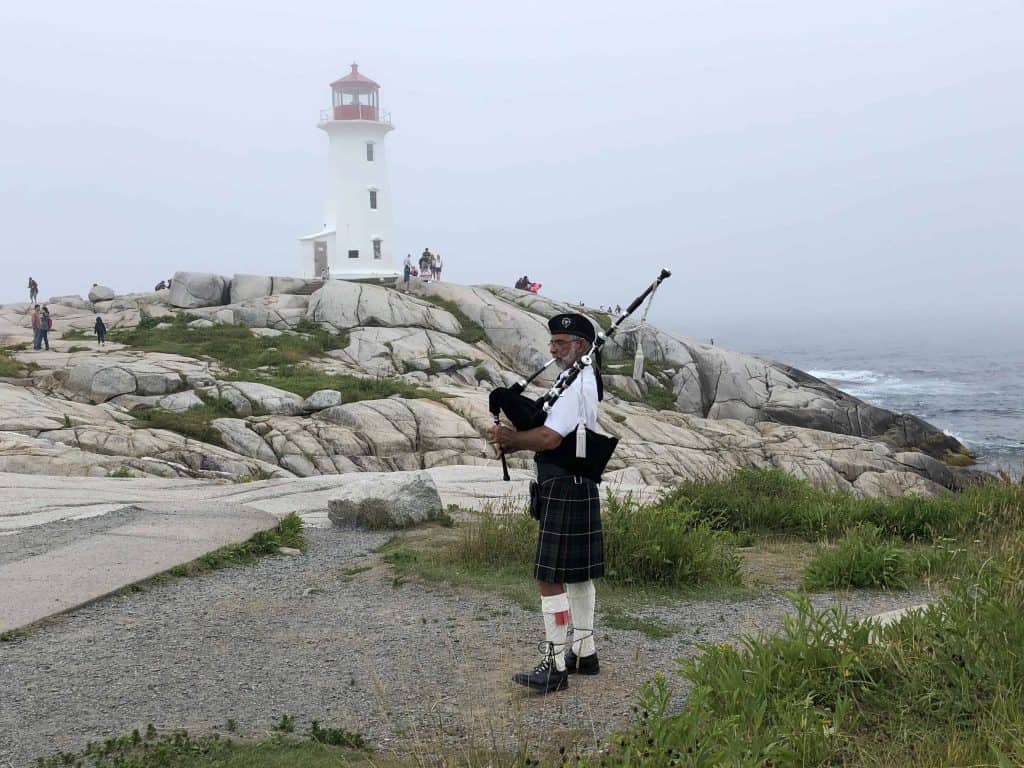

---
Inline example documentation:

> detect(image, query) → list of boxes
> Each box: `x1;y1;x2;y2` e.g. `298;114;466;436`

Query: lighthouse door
314;242;328;277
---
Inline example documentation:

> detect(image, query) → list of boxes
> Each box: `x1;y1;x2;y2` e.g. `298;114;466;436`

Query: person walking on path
94;315;107;346
487;313;604;694
39;306;52;351
28;277;38;303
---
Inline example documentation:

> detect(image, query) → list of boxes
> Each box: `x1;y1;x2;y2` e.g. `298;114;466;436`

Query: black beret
548;313;596;344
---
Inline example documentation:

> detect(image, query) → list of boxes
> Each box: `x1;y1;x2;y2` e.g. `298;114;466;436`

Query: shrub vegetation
111;315;349;370
586;537;1024;767
416;294;487;344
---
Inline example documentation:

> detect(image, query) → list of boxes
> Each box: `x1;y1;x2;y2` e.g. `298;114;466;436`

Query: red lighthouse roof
330;63;380;89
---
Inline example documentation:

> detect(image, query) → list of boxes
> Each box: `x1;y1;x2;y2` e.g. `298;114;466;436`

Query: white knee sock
566;580;596;656
540;593;570;672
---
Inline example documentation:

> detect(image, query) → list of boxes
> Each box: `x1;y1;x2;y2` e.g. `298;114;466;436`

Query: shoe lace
530;641;555;674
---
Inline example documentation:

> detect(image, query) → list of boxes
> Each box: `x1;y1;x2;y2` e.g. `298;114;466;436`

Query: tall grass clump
658;468;828;535
442;492;739;590
657;468;1023;544
447;507;537;569
802;524;915;590
586;539;1024;767
0;350;34;378
131;395;240;446
602;493;740;588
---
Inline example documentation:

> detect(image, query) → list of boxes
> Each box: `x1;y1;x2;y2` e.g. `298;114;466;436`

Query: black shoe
564;648;600;675
512;655;569;693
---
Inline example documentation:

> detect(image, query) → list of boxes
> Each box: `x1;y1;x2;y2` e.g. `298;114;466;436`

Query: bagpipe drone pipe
489;268;672;481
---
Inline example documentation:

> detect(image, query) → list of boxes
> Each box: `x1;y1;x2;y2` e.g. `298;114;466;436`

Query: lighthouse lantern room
300;63;396;279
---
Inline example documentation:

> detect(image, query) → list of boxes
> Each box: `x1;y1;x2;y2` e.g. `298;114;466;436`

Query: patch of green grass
168;512;305;577
640;379;677;410
657;468;1024;544
602;608;677;639
0;350;35;377
802;524;915;590
60;328;92;340
382;490;739;598
338;565;372;581
252;363;447;402
106;467;134;478
111;314;348;371
602;492;741;588
591;312;613;333
131;395;241;446
943;446;977;466
590;539;1024;768
417;294;487;344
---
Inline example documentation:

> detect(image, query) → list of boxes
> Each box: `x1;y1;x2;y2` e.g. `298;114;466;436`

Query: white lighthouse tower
300;64;397;279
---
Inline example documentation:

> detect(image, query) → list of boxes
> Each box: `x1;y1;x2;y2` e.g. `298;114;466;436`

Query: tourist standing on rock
419;250;432;282
403;254;413;292
433;252;443;281
486;313;603;694
30;304;42;350
28;277;38;303
39;305;51;351
94;315;107;346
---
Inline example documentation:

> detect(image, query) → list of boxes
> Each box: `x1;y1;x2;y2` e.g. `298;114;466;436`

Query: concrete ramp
0;502;278;635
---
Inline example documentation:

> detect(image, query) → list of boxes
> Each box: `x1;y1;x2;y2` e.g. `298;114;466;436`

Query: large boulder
327;470;443;528
87;284;115;302
230;274;273;303
307;280;462;335
169;271;230;309
219;382;304;416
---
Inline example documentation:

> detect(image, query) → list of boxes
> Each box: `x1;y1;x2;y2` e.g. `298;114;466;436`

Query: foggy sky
1;0;1021;350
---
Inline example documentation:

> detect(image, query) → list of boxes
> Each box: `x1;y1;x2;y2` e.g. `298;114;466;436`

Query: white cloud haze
1;0;1021;351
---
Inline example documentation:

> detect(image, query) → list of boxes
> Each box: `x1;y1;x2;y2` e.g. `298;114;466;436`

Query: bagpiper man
487;312;603;693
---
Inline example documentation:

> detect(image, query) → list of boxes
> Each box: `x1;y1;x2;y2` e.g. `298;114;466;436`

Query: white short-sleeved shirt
543;365;598;437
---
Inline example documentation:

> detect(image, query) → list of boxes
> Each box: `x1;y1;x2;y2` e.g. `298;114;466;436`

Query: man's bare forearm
491;425;562;453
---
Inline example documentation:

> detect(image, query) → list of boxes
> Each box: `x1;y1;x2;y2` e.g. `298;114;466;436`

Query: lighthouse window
366;142;374;161
369;190;378;209
373;239;382;260
348;249;359;259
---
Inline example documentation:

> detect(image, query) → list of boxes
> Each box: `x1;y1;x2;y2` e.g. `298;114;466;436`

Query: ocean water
753;340;1024;479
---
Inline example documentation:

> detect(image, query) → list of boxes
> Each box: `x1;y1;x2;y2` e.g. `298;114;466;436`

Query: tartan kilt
533;476;604;583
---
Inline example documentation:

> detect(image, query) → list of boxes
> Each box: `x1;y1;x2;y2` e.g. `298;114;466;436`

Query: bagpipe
489;268;672;481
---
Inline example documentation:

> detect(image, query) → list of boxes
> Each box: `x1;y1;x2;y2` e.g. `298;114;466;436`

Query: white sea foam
808;369;900;386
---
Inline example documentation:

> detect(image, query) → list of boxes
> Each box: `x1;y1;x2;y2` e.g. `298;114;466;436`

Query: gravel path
0;528;935;767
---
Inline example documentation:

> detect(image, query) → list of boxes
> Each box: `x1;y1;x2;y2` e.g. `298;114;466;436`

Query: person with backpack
28;277;38;303
419;250;432;282
94;315;107;346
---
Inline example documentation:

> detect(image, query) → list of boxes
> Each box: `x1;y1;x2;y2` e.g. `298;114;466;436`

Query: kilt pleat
533;476;604;583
